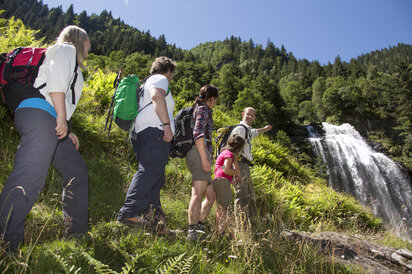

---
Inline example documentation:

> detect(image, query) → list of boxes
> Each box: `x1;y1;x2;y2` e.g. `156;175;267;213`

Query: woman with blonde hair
0;25;91;252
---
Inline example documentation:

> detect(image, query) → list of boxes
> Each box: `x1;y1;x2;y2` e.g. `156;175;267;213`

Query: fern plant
108;239;151;274
48;251;82;274
156;252;195;274
82;251;118;274
0;12;46;52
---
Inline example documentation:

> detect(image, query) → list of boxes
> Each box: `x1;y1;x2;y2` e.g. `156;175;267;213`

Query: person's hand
68;133;80;150
201;158;211;173
264;125;272;131
55;116;68;139
163;124;173;142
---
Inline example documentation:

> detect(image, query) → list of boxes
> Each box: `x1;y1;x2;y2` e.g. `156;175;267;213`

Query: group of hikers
0;25;271;252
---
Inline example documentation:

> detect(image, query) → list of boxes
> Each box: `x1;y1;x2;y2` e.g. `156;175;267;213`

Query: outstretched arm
257;125;272;135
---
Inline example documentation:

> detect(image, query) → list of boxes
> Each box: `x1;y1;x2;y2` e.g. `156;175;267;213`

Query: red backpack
0;47;47;87
0;47;47;111
0;47;78;112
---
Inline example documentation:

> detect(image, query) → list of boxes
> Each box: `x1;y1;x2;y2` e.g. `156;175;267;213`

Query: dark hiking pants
0;108;88;251
117;127;169;221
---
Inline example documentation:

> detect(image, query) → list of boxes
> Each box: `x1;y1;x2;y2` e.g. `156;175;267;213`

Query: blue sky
41;0;411;65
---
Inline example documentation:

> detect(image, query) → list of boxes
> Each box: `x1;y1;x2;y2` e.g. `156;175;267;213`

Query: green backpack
105;73;170;134
113;75;142;131
105;74;150;133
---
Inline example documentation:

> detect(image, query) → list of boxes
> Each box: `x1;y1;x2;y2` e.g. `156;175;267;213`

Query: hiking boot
117;216;148;229
144;204;166;229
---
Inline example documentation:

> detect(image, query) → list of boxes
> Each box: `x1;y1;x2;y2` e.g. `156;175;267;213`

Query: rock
391;249;412;270
396;249;412;260
281;230;411;273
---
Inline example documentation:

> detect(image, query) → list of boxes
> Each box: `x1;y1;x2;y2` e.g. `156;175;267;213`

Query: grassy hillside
1;16;410;273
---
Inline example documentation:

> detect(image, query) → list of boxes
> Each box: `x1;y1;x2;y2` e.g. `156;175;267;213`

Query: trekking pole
105;69;122;134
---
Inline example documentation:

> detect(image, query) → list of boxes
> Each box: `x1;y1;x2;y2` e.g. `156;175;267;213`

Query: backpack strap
237;124;252;148
236;124;249;139
138;101;152;113
140;74;152;85
137;75;153;113
70;60;78;104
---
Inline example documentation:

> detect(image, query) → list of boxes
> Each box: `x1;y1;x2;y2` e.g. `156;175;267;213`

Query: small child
213;134;245;237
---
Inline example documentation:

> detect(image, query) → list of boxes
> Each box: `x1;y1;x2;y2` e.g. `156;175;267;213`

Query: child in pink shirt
213;134;245;236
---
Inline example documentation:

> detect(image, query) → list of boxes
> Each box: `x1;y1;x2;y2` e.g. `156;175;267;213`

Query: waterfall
307;122;412;240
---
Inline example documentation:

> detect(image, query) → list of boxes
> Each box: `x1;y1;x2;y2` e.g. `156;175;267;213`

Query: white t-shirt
132;74;175;134
231;121;259;162
33;43;83;120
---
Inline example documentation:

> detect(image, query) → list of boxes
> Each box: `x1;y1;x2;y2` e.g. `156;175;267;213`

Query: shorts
214;177;232;209
186;146;212;183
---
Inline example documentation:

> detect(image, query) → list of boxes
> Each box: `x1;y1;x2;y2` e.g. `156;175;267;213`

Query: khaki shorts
214;177;232;209
186;146;212;183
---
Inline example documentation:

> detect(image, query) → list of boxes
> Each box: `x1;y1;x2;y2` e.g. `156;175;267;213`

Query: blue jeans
117;127;170;220
0;108;88;251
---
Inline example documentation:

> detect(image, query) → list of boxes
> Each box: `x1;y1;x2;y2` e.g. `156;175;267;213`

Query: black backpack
214;124;249;159
169;106;195;158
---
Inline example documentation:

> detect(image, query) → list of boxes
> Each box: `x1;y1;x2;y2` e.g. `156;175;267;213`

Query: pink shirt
214;150;235;182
